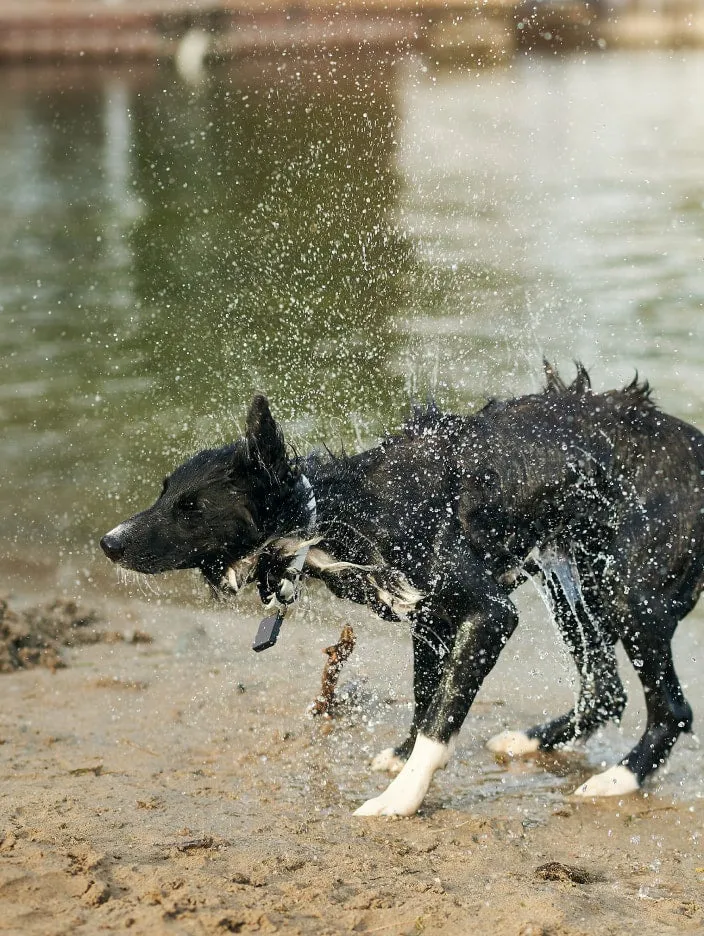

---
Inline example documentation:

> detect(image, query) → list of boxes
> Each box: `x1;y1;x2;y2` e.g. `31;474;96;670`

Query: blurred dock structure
1;0;704;63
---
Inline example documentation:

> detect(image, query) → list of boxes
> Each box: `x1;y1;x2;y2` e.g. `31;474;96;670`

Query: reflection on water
129;61;413;437
0;60;412;551
1;51;703;563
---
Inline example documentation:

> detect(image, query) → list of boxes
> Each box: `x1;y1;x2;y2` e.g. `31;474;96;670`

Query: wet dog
101;363;704;815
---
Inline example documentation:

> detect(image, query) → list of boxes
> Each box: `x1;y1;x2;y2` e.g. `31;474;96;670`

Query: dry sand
1;557;704;935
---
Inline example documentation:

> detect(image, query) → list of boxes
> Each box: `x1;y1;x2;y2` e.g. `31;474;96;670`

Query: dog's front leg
355;593;519;817
372;612;455;775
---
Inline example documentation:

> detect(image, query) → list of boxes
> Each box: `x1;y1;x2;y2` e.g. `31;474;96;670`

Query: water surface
2;51;703;557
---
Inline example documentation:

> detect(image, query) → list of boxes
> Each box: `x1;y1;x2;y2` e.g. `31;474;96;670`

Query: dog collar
252;474;317;653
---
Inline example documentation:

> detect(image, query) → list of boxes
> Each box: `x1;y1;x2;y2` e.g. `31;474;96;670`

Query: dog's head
100;395;302;586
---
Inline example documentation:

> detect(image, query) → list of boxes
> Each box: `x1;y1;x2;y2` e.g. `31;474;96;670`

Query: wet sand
1;557;704;935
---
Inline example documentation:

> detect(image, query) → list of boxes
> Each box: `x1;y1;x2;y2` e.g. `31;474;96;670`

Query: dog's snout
100;531;126;563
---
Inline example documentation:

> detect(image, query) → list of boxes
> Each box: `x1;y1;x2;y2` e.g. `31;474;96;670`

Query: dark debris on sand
0;596;151;673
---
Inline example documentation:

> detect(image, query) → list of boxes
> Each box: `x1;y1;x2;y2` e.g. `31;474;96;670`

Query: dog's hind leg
575;616;692;797
488;553;626;757
372;612;454;774
526;620;625;750
487;631;624;756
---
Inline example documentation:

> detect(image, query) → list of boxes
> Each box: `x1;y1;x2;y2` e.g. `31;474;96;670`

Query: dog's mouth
222;555;259;594
101;521;263;595
200;553;260;595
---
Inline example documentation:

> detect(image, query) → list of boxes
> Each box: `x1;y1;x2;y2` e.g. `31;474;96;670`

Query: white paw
353;786;422;817
370;747;405;774
573;765;640;798
354;735;454;817
486;730;540;756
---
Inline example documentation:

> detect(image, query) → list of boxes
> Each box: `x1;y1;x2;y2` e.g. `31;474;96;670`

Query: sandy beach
1;552;704;936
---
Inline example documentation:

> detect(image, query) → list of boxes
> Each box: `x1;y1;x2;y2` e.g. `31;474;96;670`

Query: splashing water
529;545;602;718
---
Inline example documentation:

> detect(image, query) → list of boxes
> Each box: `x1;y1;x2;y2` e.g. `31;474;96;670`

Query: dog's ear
245;394;288;477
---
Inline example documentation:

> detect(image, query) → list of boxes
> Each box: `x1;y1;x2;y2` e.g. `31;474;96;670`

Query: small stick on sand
311;624;356;716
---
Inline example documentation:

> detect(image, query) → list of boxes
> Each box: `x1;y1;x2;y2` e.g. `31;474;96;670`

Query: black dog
101;364;704;815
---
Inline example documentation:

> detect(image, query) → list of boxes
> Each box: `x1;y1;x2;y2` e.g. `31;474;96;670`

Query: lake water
2;49;704;799
2;50;704;560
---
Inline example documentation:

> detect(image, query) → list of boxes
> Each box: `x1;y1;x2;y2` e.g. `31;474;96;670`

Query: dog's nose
100;532;125;562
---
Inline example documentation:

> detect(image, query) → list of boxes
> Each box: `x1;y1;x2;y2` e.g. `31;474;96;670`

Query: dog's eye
175;494;201;517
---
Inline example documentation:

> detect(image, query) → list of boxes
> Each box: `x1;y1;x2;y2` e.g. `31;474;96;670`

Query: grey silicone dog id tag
252;610;285;652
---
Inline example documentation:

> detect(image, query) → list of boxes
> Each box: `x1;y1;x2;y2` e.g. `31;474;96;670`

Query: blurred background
1;0;703;589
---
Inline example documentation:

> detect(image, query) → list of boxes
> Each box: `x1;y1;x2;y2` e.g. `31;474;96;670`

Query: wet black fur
102;366;704;789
